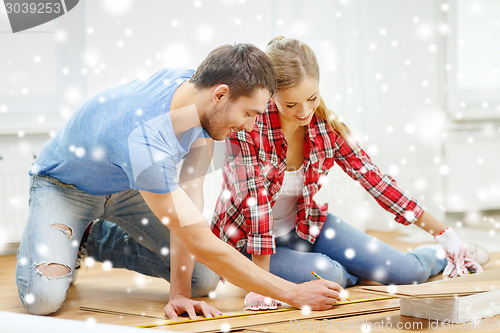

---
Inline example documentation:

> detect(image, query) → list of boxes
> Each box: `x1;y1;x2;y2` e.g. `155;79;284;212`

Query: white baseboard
0;242;19;256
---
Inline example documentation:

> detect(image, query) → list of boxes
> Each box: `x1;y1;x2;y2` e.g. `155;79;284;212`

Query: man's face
202;88;270;140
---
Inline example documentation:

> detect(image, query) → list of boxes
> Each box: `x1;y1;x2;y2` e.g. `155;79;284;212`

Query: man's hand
435;227;483;277
288;279;342;310
164;295;222;320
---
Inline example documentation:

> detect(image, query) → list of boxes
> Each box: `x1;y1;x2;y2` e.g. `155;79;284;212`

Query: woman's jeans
88;213;446;292
267;214;447;287
16;175;219;315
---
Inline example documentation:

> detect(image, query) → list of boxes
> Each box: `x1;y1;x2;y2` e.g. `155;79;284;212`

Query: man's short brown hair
190;43;277;99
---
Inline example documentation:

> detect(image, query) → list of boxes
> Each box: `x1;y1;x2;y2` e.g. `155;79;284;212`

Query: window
446;0;500;120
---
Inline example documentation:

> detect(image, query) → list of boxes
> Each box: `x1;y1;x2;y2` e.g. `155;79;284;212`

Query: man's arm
140;187;342;310
165;137;221;319
171;137;212;300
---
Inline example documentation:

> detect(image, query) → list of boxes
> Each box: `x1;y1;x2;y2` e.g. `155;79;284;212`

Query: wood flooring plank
248;311;500;333
360;268;500;298
78;285;386;320
79;281;251;321
149;299;400;332
360;281;500;298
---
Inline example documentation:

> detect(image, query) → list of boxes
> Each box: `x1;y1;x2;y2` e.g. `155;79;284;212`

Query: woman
211;36;485;309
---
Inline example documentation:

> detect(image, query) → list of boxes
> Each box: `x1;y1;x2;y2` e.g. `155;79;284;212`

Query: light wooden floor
1;230;499;332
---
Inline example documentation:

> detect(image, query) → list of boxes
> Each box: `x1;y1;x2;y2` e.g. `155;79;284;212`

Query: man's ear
211;84;230;104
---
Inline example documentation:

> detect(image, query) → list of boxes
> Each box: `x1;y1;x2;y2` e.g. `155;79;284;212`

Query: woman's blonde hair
266;36;355;147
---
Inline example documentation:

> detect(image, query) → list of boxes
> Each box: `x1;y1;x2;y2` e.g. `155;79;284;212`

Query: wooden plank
135;297;393;328
246;311;408;333
150;299;400;332
248;311;500;333
79;285;384;321
80;286;250;320
426;267;500;284
360;280;500;298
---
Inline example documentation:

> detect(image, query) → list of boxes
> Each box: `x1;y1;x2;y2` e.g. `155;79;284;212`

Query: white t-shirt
272;165;304;237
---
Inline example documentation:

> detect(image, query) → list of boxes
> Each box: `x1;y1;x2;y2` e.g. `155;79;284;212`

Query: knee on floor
21;291;65;315
191;270;220;297
20;263;72;315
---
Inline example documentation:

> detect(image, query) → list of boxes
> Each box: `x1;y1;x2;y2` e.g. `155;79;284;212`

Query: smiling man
16;43;342;319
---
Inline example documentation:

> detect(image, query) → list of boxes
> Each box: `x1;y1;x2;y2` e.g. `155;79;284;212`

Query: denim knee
312;255;350;288
17;262;72;315
389;255;429;285
191;266;220;297
19;283;68;315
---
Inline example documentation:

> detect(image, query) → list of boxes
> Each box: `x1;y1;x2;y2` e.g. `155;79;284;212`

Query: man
16;43;342;317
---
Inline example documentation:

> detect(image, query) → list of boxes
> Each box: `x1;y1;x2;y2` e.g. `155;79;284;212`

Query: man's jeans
16;175;218;315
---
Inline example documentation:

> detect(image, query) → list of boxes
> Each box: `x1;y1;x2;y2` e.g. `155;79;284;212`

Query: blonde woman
211;36;486;309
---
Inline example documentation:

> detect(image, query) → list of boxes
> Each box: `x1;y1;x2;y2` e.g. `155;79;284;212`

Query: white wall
270;0;449;230
1;0;499;251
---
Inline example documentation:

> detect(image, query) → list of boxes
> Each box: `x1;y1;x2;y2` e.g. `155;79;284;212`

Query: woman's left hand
244;292;283;310
435;227;483;277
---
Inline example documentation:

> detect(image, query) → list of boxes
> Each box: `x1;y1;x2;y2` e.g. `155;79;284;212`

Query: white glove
244;292;282;310
435;227;483;278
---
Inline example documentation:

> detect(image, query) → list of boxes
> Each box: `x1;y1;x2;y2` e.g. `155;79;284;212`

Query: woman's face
272;77;321;127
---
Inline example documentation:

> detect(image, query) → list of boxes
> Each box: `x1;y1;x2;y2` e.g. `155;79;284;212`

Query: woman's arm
413;211;447;236
333;132;423;226
252;254;271;271
332;132;483;276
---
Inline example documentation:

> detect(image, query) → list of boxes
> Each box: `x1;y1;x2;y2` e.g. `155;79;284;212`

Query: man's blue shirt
31;68;209;195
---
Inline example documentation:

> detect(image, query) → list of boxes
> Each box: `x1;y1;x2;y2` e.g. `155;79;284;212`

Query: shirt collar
264;100;285;145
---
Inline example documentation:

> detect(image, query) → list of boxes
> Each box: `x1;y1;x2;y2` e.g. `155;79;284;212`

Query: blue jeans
266;214;447;287
16;175;219;315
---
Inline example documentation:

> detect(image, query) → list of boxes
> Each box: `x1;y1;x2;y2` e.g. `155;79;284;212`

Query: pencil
311;271;351;302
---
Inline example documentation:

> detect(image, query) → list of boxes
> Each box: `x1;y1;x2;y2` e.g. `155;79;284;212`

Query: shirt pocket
310;156;334;175
260;162;277;182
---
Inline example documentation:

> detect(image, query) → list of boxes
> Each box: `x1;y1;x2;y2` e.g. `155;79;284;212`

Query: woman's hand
244;291;283;310
435;227;483;277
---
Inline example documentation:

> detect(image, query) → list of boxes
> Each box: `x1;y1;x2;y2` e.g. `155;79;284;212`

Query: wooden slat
360;269;500;298
150;299;400;332
360;280;500;298
79;284;384;321
248;311;500;333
